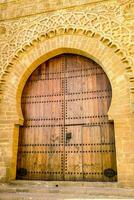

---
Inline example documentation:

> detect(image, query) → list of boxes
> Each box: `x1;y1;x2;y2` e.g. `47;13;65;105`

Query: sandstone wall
0;0;134;188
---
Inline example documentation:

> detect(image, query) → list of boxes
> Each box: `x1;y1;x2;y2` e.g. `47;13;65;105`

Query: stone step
8;180;119;187
0;181;134;199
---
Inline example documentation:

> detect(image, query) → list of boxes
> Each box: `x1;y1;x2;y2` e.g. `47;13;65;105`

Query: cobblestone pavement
0;181;134;200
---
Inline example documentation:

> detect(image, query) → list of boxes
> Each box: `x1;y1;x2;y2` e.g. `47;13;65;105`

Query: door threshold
9;180;118;188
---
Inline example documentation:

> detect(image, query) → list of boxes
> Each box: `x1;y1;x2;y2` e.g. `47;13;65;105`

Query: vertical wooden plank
65;55;83;181
101;123;117;181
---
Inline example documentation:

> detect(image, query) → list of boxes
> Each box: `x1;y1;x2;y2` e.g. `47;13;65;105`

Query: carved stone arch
0;33;133;187
2;33;130;123
0;10;134;112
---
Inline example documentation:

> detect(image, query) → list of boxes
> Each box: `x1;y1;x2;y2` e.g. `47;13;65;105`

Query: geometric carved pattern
0;3;134;109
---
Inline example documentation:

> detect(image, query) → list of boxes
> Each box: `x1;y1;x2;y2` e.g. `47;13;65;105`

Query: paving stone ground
0;181;134;200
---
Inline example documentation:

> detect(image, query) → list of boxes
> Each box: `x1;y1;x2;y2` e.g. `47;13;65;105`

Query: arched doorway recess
17;54;117;181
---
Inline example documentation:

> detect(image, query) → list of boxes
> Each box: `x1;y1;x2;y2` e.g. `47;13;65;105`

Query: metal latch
66;132;72;140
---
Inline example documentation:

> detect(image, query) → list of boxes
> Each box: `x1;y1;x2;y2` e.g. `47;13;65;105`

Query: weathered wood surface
17;54;117;181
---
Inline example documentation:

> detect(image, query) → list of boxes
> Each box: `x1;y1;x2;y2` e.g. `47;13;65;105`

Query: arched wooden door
17;54;117;181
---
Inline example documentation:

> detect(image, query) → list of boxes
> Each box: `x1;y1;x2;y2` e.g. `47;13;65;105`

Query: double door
17;54;117;181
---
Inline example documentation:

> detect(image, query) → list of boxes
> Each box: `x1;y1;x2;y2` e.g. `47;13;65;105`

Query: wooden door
17;56;65;180
17;54;117;181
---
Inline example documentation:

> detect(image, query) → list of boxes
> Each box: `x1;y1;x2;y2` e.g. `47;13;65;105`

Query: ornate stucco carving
118;0;134;19
0;2;134;110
